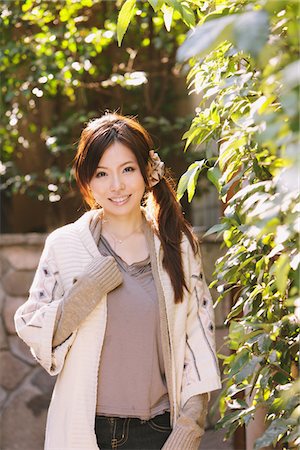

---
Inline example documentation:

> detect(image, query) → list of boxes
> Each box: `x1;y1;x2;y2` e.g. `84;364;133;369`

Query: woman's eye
96;171;106;178
124;166;135;173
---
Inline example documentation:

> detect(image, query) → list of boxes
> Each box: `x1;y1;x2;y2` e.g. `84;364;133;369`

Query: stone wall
0;234;56;450
0;232;231;450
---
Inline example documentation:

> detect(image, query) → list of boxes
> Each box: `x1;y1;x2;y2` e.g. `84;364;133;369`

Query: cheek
89;179;105;195
136;176;146;193
134;171;146;186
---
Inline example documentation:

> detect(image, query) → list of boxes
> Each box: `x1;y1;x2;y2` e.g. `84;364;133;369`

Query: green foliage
121;0;299;448
117;0;137;46
117;0;197;39
177;10;269;61
177;159;207;202
1;0;191;215
3;2;300;445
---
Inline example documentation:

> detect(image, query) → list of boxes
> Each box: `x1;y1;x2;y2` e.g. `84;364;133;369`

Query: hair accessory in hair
148;150;165;187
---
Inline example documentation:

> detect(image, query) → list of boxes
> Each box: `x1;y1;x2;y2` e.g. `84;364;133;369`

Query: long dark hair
73;113;199;303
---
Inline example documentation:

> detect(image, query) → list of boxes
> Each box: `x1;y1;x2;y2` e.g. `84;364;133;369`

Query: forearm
52;255;122;347
162;393;209;450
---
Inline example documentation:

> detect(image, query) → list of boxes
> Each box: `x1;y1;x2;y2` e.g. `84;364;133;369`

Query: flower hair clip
148;150;165;187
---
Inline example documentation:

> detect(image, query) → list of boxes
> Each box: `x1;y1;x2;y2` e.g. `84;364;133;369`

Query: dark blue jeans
94;412;172;449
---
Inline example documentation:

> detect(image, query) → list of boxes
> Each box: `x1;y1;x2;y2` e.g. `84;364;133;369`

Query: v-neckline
99;233;150;270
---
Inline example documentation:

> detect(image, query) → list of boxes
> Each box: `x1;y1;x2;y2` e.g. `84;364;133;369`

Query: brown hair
73;113;199;303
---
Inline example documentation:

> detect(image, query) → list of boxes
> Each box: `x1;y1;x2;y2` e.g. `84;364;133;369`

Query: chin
103;202;142;217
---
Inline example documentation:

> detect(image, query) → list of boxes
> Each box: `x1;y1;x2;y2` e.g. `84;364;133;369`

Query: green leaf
161;5;173;32
148;0;164;12
219;136;246;172
217;406;255;428
117;0;136;47
207;166;221;191
228;322;246;350
177;14;235;62
182;126;201;151
233;11;269;58
227;299;244;321
22;0;33;12
227;398;248;409
203;222;228;237
282;60;300;90
254;419;290;450
230;181;272;203
187;164;200;202
275;253;290;295
177;10;269;62
235;356;263;384
257;334;272;353
181;4;195;28
176;160;206;201
229;349;249;375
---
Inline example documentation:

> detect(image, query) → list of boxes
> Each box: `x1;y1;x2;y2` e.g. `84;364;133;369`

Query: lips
109;195;131;205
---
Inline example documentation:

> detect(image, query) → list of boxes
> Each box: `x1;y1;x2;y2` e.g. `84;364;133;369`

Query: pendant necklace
103;223;143;250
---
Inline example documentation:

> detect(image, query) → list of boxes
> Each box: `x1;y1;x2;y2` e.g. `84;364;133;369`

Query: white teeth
110;196;129;203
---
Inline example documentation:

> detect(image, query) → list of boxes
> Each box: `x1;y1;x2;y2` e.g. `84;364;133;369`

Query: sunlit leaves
177;159;206;202
4;4;300;447
148;0;164;12
203;221;229;238
174;5;299;443
219;136;246;172
2;0;199;208
233;11;269;58
117;0;136;46
118;0;198;38
254;419;293;450
177;10;269;62
274;254;291;296
178;14;235;61
182;101;221;151
161;4;173;31
207;166;221;192
282;60;300;90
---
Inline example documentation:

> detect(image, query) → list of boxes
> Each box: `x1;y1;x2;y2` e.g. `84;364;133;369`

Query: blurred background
1;0;220;234
1;1;298;450
0;2;225;450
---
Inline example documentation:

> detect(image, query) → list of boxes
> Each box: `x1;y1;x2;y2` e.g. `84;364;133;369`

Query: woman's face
89;141;146;218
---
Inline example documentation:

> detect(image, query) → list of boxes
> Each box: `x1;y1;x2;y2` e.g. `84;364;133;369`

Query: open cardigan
14;208;222;450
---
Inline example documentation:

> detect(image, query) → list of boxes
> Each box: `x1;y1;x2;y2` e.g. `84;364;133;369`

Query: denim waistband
95;410;170;424
94;411;171;449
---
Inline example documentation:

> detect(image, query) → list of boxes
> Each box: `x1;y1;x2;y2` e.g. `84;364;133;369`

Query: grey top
96;233;170;419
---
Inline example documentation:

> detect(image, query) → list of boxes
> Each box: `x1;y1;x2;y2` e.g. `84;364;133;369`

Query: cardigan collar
74;209;101;258
74;207;162;260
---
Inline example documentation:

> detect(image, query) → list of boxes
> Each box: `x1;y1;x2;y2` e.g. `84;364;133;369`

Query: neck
101;209;144;239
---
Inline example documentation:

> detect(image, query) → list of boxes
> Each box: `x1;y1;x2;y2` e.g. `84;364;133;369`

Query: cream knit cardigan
14;209;221;450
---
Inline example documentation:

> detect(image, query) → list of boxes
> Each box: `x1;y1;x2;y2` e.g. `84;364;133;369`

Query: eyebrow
97;161;136;169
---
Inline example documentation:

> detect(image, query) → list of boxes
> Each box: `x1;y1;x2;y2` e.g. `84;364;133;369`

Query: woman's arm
162;393;209;450
14;235;122;374
52;254;122;347
163;243;220;449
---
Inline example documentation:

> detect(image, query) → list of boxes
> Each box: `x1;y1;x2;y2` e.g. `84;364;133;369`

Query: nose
111;174;125;192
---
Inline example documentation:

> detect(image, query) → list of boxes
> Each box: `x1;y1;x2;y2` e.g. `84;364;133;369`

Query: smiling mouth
109;195;131;205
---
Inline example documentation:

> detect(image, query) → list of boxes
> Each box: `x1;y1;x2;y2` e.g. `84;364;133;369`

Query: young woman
14;113;221;450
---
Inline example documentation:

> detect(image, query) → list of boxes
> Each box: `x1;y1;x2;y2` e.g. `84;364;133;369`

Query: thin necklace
105;225;142;244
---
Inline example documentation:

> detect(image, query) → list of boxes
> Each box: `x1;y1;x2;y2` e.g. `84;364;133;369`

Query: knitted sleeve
162;393;209;450
14;235;122;374
52;254;123;347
